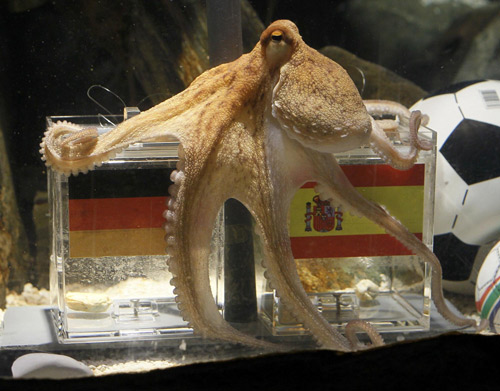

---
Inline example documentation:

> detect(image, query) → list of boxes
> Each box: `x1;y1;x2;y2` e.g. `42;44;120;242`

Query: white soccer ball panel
475;240;500;301
411;94;463;150
434;154;469;236
453;178;500;245
456;80;500;127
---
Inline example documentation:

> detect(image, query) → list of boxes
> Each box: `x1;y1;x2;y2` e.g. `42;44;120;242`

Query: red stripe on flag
290;233;423;258
300;164;424;189
69;197;168;231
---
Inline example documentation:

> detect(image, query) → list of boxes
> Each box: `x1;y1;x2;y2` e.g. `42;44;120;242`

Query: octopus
41;20;478;352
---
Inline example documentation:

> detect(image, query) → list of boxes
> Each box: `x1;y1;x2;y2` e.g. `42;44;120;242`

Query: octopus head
260;20;299;70
262;21;372;154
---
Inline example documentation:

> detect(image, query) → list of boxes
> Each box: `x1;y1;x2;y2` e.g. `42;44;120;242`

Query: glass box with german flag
47;115;225;342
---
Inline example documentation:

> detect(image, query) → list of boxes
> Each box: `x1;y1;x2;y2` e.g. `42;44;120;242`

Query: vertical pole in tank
207;0;243;70
206;0;258;324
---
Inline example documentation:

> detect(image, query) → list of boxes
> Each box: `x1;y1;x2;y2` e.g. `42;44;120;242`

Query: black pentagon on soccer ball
434;233;480;281
440;119;500;185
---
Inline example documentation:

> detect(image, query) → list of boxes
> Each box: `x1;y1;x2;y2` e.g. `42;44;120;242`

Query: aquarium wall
0;0;499;378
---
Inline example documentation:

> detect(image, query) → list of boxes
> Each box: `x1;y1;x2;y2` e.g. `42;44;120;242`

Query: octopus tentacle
364;99;430;127
364;100;410;134
40;121;100;175
372;119;399;132
249;196;385;351
249;198;353;351
40;96;202;176
345;320;385;349
364;99;411;119
311;153;476;329
369;110;433;170
250;198;354;351
164;151;278;349
40;47;264;176
244;122;383;351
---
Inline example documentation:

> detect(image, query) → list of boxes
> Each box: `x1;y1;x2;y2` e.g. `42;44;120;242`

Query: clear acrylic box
258;126;437;336
47;113;436;344
47;114;224;343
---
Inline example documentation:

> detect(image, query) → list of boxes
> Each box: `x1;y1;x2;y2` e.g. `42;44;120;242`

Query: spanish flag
68;168;172;258
289;164;425;259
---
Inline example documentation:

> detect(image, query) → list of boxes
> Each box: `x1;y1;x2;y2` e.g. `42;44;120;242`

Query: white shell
12;353;93;379
354;279;380;302
66;292;112;312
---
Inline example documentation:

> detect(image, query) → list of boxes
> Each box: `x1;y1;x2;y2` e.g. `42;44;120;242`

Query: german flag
68;168;172;258
289;164;426;259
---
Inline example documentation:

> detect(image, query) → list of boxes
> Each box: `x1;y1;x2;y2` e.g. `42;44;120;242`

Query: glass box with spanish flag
259;125;437;336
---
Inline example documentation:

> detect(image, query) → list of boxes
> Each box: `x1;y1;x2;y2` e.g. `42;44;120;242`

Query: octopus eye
265;29;291;67
271;30;283;42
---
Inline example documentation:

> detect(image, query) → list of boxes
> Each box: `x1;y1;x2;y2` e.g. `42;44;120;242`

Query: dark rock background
0;0;265;291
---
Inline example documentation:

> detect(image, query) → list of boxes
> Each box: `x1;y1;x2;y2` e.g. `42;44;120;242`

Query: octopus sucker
41;20;476;351
364;99;411;118
167;198;176;211
169;277;178;287
165;236;176;247
169;169;179;182
167;184;179;198
164;210;176;223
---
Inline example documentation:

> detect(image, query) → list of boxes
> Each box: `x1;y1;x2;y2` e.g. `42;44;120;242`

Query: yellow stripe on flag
289;185;424;237
69;228;167;258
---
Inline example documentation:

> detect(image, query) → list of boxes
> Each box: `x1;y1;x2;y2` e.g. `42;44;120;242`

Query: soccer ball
410;80;500;295
475;240;500;332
